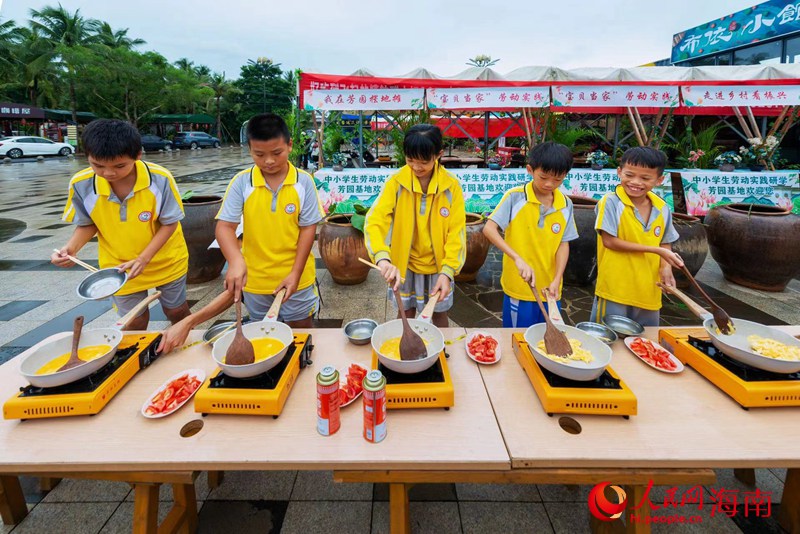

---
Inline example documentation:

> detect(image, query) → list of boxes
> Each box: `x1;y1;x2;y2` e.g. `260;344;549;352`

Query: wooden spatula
678;266;735;334
392;288;427;361
531;284;573;358
225;300;255;366
58;316;86;372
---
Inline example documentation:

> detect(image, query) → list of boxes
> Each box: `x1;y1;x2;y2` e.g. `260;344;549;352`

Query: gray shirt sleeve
298;175;325;227
488;191;515;231
69;184;94;227
661;206;680;244
561;203;579;242
216;174;246;223
595;194;620;237
157;177;185;225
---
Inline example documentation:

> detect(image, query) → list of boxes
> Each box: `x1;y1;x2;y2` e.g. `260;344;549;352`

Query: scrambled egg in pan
748;335;800;361
536;339;594;364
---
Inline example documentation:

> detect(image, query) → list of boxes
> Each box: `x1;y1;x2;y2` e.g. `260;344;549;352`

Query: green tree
28;4;100;124
466;54;499;68
234;57;293;120
203;72;241;141
95;21;145;49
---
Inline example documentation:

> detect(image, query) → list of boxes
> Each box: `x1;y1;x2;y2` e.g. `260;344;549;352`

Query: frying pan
371;295;444;374
523;320;612;382
211;290;294;378
19;292;162;388
661;285;800;374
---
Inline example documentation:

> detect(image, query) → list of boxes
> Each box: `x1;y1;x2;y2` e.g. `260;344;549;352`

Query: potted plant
686;149;705;169
487;152;503;170
713;151;742;172
331;152;348;171
318;203;371;285
180;190;227;283
586;150;609;170
739;135;779;172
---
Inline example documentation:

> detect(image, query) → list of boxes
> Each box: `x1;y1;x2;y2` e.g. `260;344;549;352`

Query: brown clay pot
671;213;708;289
454;213;490;282
318;214;370;285
706;203;800;292
182;195;226;284
564;196;598;286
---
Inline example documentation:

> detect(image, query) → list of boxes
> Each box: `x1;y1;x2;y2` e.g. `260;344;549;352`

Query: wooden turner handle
357;257;406;283
418;291;441;322
266;289;287;321
658;283;712;321
544;289;565;325
115;291;162;328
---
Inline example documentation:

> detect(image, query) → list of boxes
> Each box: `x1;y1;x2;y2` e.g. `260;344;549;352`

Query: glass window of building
733;40;782;65
688;55;716;67
785;36;800;63
716;53;732;66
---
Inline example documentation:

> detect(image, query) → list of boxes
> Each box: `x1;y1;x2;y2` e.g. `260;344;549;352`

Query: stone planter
706;203;800;292
748;164;766;172
455;213;490;282
182;195;226;284
591;163;603;170
332;165;344;172
318;214;370;285
564;196;599;286
718;163;735;172
671;213;708;289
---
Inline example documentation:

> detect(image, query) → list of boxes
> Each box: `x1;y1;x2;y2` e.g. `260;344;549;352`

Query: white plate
624;337;684;374
141;369;205;418
465;331;502;365
340;364;368;407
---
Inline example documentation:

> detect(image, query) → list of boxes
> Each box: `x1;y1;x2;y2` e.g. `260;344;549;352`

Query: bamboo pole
654;108;675;149
766;107;798;167
745;106;762;138
647;109;664;147
766;106;790;139
633;108;649;145
540;109;551;144
732;107;754;139
626;107;645;146
521;108;532;148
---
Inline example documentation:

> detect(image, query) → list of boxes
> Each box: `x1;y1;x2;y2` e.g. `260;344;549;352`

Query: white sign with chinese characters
680;170;799;216
303;89;424;111
427;87;550;109
552;86;680;108
681;85;800;107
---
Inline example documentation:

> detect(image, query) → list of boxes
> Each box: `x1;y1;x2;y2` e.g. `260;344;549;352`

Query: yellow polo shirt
488;183;578;300
62;160;188;295
595;185;679;310
407;173;442;275
217;163;324;294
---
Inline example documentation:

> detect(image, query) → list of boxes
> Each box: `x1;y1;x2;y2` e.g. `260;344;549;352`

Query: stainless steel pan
371;296;444;374
662;285;800;374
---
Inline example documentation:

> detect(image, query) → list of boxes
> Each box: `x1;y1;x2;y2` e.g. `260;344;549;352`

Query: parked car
141;134;172;151
171;132;220;149
0;136;73;159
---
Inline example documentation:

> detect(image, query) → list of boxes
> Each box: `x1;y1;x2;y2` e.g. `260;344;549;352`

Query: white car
0;136;74;159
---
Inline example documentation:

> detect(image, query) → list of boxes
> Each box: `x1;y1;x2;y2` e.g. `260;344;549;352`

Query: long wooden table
0;328;509;532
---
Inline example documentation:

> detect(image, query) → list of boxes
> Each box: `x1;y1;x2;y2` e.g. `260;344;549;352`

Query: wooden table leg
132;483;160;534
734;468;756;486
0;475;27;525
38;477;61;492
624;485;650;534
207;471;224;490
778;468;799;534
388;483;410;534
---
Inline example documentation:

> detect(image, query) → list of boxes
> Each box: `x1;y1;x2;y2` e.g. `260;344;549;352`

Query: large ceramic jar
706;203;800;292
318;214;370;285
563;196;599;286
671;213;708;289
454;213;490;282
182;195;226;284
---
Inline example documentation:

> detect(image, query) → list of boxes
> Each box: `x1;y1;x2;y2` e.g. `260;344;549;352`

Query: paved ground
0;148;797;533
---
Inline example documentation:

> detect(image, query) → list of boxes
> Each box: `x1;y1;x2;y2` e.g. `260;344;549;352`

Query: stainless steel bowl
576;321;618;345
601;314;645;338
76;268;128;300
343;319;378;345
203;319;251;343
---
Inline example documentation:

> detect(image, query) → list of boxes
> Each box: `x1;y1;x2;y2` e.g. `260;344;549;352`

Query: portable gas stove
3;333;163;421
659;328;800;409
370;351;454;410
511;333;637;418
194;333;313;417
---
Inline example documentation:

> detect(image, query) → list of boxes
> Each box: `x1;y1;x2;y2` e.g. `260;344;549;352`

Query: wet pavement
0;147;798;533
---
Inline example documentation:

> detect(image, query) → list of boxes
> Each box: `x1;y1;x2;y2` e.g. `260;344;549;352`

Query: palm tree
174;57;195;73
96;22;145;49
204;72;241;142
466;54;499;68
193;65;211;80
29;4;99;125
14;27;60;106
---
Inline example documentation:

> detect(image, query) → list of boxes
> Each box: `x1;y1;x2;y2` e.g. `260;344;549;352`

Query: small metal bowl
576;321;618;345
203;319;252;343
601;314;645;339
76;268;128;300
343;319;378;345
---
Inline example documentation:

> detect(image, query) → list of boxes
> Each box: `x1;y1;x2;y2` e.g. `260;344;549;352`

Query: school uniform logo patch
285;203;297;214
551;222;562;234
439;207;450;217
138;211;152;222
654;225;662;237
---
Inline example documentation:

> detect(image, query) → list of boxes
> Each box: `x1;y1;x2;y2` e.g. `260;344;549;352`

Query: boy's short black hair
81;119;141;160
403;124;443;161
527;142;573;175
247;113;290;144
620;146;667;174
